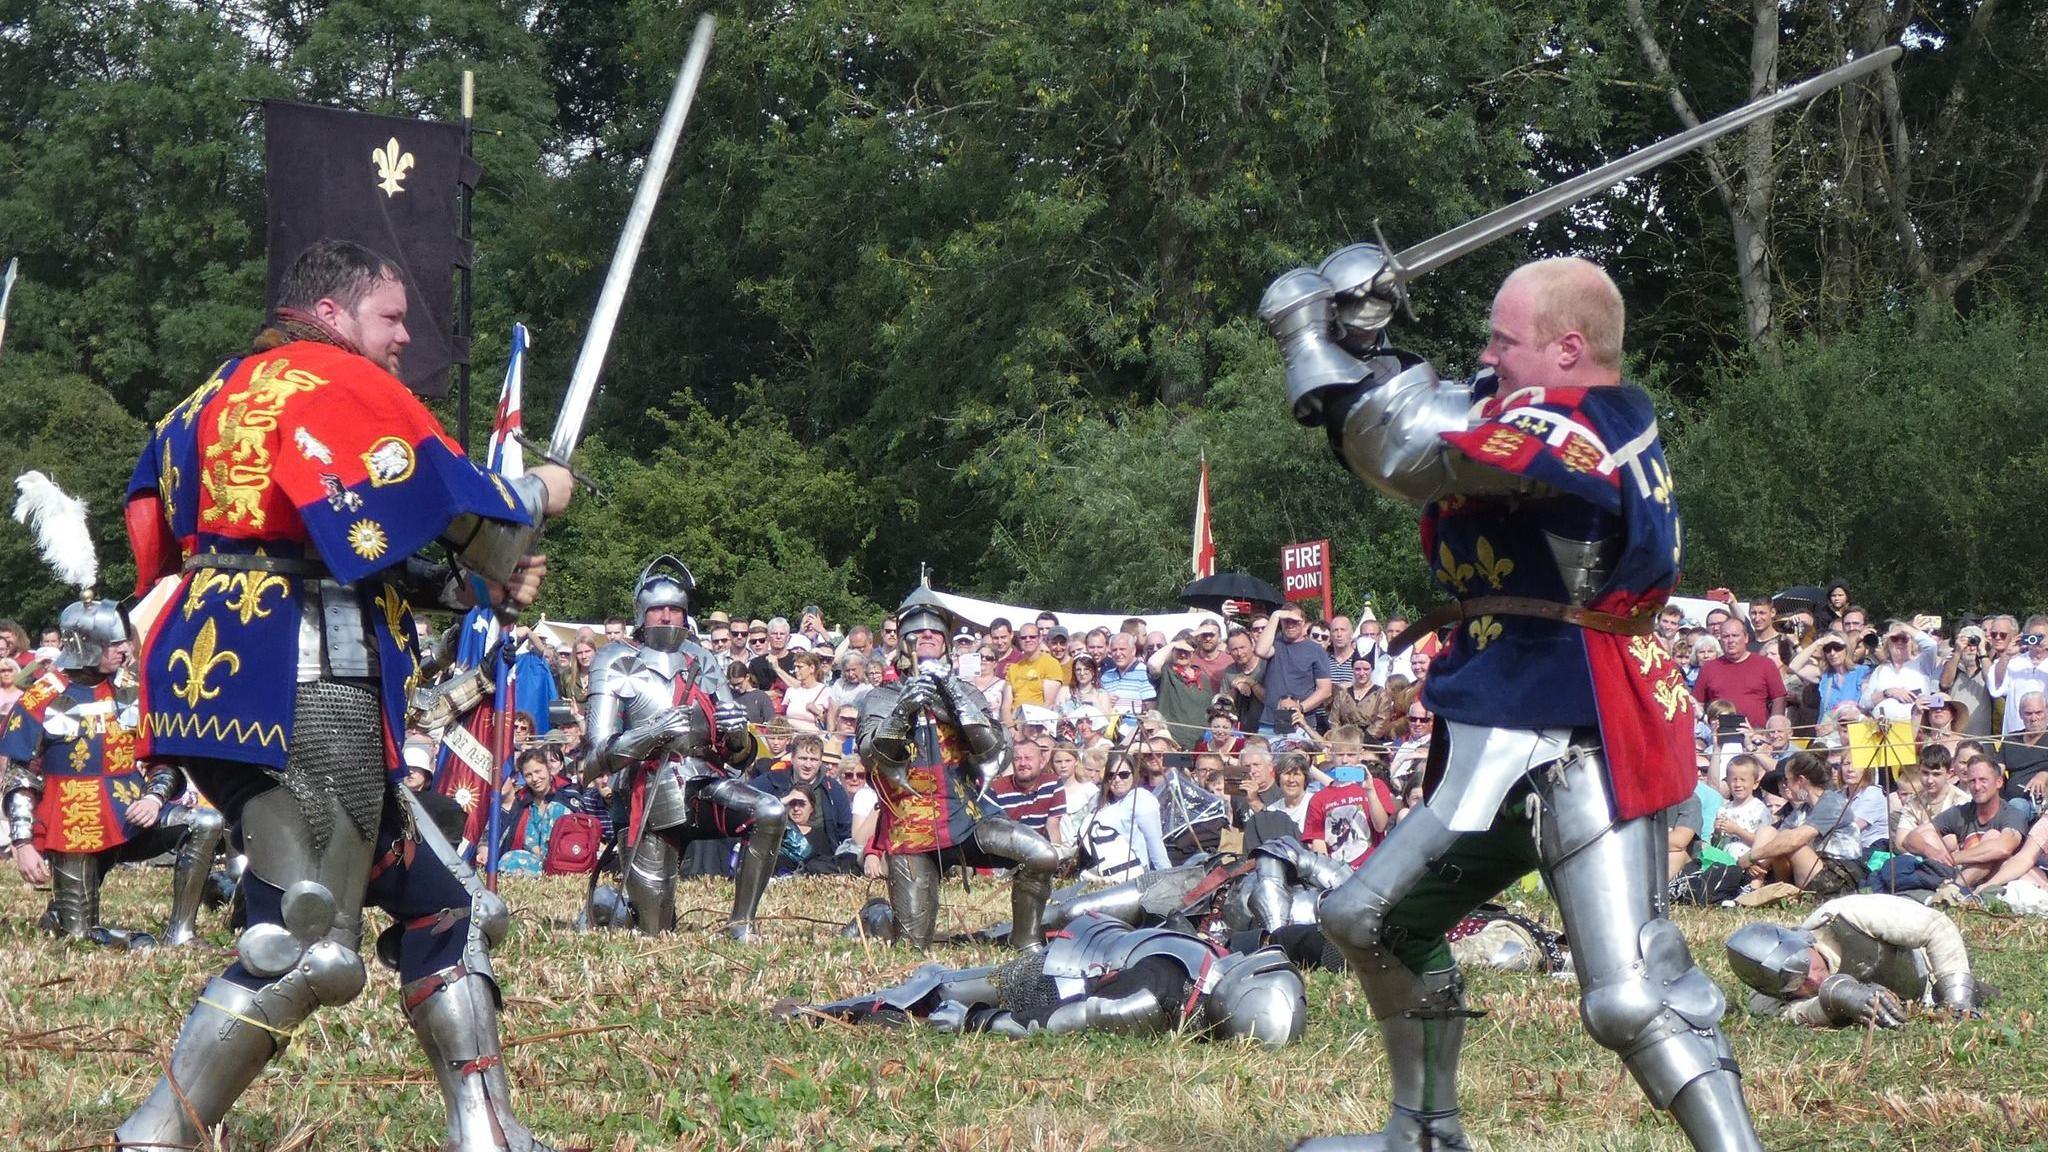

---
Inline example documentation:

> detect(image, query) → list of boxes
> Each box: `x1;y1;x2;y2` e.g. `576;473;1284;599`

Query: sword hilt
509;429;603;497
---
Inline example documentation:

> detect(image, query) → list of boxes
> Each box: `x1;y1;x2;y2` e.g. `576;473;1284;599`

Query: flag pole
0;258;18;360
456;70;476;451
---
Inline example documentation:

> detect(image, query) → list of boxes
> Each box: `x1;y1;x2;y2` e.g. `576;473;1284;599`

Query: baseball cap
1047;626;1071;642
954;627;977;643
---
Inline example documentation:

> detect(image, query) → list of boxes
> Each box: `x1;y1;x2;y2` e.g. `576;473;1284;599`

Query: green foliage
0;356;147;626
538;387;881;625
1663;307;2048;618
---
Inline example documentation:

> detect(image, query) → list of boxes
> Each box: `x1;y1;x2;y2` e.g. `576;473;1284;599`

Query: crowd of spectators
10;578;2048;917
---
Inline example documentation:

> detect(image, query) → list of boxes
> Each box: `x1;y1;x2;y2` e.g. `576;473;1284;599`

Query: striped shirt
989;772;1067;832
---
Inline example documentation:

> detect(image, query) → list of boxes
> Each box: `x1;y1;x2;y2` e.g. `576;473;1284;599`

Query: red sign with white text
1281;539;1332;619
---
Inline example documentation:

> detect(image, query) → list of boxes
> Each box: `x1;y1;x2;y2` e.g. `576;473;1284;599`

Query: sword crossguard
509;429;603;497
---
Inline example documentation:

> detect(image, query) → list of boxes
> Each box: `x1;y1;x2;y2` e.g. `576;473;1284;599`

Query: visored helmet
633;555;696;653
1203;946;1306;1047
1725;922;1816;998
57;599;127;672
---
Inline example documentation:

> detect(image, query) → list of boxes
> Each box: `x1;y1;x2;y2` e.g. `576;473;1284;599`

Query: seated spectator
1979;812;2048;897
843;758;879;857
1272;754;1313;835
748;733;853;849
1066;708;1111;753
780;789;861;875
1049;744;1098;852
1789;632;1870;720
1891;747;1968;848
1190;750;1229;796
1666;789;1703;882
1998;691;2048;805
496;749;575;875
1840;752;1891;857
1901;755;2027;889
1711;754;1773;860
990;735;1065;843
1230;737;1280;825
1389;702;1433;790
1077;753;1171;881
1748;751;1867;896
1134;731;1181;794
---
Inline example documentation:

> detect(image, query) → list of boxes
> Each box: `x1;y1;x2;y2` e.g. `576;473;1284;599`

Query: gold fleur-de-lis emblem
1473;537;1515;590
1468;615;1502;649
166;618;241;708
1435;542;1474;595
222;568;290;625
182;568;233;620
1648;458;1675;509
373;585;411;653
372;137;415;197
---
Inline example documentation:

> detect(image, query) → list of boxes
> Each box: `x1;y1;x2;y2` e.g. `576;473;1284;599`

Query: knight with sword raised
1265;49;1899;1152
112;16;720;1148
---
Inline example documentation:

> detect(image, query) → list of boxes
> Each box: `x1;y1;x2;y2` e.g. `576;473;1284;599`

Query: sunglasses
1310;630;1330;640
1408;714;1433;723
1108;769;1135;780
843;770;867;782
785;799;811;809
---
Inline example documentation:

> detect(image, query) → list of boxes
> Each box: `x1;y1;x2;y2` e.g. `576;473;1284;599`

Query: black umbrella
1179;572;1285;614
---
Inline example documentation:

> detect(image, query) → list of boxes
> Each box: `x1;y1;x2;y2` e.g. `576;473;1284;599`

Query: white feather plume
12;471;98;595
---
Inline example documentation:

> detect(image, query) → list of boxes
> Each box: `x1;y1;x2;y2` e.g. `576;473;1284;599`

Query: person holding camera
1789;632;1870;720
1859;620;1941;723
1938;623;1993;737
1253;606;1332;736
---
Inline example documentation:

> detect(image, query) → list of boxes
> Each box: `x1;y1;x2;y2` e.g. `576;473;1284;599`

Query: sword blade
549;15;717;461
1393;46;1902;283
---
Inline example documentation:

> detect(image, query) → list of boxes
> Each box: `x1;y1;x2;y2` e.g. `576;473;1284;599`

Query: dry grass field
3;865;2046;1151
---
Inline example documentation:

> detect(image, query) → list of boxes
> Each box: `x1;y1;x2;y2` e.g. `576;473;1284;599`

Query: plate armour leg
163;806;226;946
887;851;942;950
1535;751;1764;1152
708;778;785;942
624;832;679;935
1299;802;1476;1151
972;815;1060;948
47;851;102;938
405;961;557;1152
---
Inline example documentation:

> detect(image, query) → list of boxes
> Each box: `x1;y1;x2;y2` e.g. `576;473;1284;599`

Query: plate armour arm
857;684;918;797
3;758;38;845
583;647;661;775
1328;362;1540;507
942;675;1012;783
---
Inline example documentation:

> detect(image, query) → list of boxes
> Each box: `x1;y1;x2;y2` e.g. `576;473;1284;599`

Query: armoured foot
1291;1110;1472;1152
726;919;760;944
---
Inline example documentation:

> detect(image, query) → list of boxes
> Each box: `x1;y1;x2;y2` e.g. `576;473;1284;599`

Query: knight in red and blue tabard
1261;255;1763;1152
114;240;577;1152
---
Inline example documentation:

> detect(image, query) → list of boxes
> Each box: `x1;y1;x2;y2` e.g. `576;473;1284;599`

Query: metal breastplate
295;580;380;680
1043;915;1221;985
1543;530;1622;607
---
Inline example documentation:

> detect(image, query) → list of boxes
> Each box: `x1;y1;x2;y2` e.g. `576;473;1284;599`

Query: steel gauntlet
442;473;548;585
1817;974;1906;1029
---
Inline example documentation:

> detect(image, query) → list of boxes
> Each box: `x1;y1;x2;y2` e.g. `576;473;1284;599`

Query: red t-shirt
1303;779;1397;868
1690;655;1786;727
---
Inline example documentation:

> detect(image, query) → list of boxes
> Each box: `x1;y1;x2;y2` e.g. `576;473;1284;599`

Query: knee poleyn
1317;885;1392;954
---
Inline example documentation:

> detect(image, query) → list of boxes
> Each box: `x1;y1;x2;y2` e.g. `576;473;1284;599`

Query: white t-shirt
1999;653;2048;735
1718;796;1771;860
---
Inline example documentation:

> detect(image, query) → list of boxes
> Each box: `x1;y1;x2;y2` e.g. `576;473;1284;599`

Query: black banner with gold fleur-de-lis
262;101;480;398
